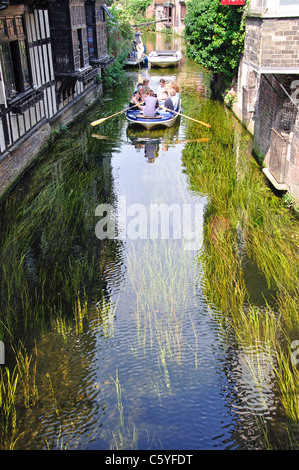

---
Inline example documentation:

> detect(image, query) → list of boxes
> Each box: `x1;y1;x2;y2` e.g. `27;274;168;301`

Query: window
279;0;299;5
251;0;299;10
87;26;96;60
270;0;299;10
77;28;84;68
0;16;31;99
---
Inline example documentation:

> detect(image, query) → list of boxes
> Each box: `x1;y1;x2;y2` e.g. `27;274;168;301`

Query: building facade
234;0;299;200
153;0;186;35
0;0;113;197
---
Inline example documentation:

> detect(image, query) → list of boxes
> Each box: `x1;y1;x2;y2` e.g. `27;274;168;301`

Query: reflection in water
131;140;160;163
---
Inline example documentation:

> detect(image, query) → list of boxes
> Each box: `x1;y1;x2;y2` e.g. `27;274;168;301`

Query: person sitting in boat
136;85;144;101
137;86;158;117
169;88;179;111
129;90;141;108
160;91;174;112
157;79;166;102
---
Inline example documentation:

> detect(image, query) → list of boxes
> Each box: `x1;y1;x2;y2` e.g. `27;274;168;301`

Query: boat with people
148;50;182;68
125;53;147;67
125;28;148;67
126;100;181;130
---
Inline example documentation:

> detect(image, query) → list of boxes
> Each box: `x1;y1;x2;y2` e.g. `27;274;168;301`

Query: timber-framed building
0;0;113;197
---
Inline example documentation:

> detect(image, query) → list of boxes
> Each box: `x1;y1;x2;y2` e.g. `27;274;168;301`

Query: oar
165;108;211;128
90;102;144;127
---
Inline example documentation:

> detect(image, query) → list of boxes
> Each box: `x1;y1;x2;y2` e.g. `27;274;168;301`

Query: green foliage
184;0;247;80
109;0;152;26
103;0;152;87
103;5;134;87
126;0;152;24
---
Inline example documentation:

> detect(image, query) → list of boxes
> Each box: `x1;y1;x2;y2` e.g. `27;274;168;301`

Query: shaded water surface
0;33;298;450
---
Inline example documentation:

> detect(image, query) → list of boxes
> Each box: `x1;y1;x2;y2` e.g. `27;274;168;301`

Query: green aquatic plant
232;305;281;347
201;216;247;315
74;293;88;335
278;288;299;334
0;103;122;344
45;426;69;450
128;239;198;367
110;370;138;450
182;94;299;447
273;344;299;423
51;315;72;341
12;341;38;408
0;366;19;449
46;372;60;417
96;296;117;338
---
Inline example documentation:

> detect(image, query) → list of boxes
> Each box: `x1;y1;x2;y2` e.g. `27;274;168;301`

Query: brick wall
254;74;278;156
288;115;299;200
244;16;299;69
0;120;51;196
243;17;262;67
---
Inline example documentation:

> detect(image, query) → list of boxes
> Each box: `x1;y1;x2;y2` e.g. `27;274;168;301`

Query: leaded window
0;15;31;99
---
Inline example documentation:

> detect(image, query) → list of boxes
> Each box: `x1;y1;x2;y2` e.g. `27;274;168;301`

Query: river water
0;33;297;450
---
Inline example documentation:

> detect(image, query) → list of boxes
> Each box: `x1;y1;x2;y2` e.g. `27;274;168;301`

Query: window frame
0;15;31;100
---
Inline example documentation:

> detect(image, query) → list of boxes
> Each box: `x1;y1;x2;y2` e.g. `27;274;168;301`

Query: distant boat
125;42;148;67
125;53;147;67
126;101;181;130
148;50;182;68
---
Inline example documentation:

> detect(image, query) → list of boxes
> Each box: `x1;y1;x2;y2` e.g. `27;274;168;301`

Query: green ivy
125;0;152;25
102;5;134;88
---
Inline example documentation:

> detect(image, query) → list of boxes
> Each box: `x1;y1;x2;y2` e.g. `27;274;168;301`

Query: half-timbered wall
0;5;55;154
25;9;56;119
48;0;100;111
0;0;110;197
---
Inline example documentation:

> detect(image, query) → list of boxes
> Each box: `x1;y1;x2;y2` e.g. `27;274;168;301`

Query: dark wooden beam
132;18;168;27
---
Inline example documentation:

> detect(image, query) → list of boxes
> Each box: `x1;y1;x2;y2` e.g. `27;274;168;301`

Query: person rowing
129;90;141;108
160;91;174;112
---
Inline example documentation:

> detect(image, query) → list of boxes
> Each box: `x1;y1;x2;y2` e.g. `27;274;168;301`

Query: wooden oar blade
90;117;108;127
90;102;144;127
91;134;109;140
165;108;211;128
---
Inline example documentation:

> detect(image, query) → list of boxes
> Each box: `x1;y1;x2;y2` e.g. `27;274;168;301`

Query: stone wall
243;17;262;67
0;120;51;196
288;115;299;200
254;74;278;156
236;13;299;202
244;16;299;70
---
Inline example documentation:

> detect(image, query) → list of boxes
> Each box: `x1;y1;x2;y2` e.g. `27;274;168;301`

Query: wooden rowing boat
126;101;181;130
148;50;182;68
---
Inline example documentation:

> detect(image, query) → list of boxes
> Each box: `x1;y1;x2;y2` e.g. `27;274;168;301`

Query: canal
0;32;298;450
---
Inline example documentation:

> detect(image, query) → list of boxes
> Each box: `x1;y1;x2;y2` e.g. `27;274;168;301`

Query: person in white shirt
157;79;166;102
169;88;179;110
